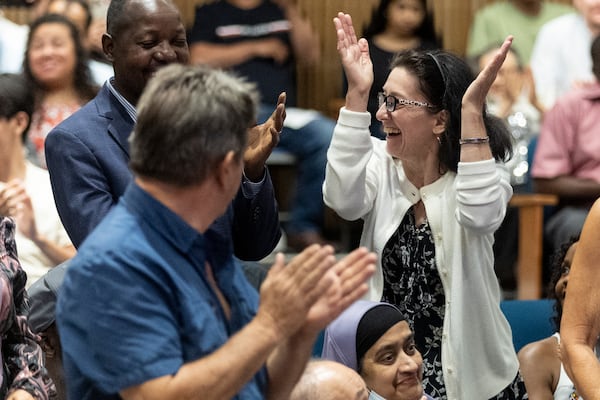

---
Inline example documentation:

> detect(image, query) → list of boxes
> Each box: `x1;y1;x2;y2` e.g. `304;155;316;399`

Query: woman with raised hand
324;12;524;399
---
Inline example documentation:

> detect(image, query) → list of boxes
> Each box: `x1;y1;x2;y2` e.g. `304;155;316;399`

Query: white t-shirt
15;162;72;287
0;16;28;73
530;13;595;109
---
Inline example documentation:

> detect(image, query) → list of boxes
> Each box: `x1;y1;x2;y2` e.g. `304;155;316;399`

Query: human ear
12;111;30;139
432;109;448;135
102;33;115;62
215;150;242;191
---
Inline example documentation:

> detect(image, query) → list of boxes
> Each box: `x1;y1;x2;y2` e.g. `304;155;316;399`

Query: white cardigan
323;108;519;400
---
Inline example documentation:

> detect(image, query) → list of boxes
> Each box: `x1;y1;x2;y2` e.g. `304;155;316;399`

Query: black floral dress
381;206;528;400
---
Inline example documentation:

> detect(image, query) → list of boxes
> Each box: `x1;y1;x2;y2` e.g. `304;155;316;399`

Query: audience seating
500;299;555;352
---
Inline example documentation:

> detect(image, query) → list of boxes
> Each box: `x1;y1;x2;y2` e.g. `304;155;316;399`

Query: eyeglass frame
377;92;433;112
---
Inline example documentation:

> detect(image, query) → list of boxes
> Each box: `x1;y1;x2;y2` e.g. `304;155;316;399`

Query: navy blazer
45;84;281;259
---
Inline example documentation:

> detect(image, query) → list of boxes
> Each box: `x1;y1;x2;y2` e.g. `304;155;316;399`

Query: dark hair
362;0;439;46
106;0;128;36
130;64;256;186
107;0;178;37
547;235;579;331
23;13;97;105
591;34;600;81
389;49;512;172
48;0;93;32
0;73;34;142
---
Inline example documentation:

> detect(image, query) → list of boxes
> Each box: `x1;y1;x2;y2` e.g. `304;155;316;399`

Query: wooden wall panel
294;0;379;113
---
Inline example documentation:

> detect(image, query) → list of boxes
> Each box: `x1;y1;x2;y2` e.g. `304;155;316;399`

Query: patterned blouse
381;207;527;400
28;103;81;169
0;216;55;399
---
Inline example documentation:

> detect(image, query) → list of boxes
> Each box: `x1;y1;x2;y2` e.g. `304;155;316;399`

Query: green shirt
467;1;574;64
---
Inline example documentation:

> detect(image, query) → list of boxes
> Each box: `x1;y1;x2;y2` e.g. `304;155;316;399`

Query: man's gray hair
129;64;258;186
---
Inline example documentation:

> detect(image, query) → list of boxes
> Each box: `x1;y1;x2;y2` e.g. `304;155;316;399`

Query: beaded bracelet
459;137;490;145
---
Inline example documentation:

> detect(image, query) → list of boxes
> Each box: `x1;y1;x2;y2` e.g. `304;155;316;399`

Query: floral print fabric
0;216;55;399
381;207;527;400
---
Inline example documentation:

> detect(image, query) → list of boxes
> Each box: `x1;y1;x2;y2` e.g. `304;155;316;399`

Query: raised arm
560;199;600;400
333;12;373;113
460;36;513;163
273;0;320;65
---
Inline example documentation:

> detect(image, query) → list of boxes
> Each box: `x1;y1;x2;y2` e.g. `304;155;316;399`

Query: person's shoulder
24;161;50;183
474;1;510;18
518;335;559;364
47;89;109;138
552;84;600;110
588;197;600;219
542;2;576;15
538;11;580;34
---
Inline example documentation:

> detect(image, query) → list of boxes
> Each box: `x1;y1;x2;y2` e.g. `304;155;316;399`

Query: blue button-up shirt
57;183;266;399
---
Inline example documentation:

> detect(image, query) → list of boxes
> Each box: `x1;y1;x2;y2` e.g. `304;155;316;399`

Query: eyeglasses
377;92;432;112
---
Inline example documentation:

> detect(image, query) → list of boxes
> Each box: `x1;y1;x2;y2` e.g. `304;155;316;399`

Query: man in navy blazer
45;0;283;259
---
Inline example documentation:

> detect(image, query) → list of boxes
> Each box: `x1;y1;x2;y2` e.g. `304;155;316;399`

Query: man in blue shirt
56;64;376;400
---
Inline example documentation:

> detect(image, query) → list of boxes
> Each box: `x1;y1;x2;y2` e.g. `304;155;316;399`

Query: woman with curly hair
518;236;584;399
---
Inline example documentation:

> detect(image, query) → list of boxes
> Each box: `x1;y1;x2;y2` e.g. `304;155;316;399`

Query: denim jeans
259;104;334;235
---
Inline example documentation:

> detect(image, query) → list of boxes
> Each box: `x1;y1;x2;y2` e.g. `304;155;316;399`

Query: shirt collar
106;78;137;122
120;182;233;260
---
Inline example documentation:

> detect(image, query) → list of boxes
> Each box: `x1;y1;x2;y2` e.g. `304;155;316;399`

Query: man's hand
301;247;376;335
254;38;290;64
244;92;286;181
256;244;337;340
256;245;376;342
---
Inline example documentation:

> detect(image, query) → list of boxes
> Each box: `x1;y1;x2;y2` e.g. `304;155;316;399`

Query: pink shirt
532;82;600;182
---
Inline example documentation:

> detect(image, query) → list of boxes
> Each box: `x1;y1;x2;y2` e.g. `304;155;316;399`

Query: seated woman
23;13;98;168
0;216;55;399
518;236;596;399
322;300;433;400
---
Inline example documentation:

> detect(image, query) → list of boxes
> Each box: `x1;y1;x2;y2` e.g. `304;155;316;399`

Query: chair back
500;299;555;352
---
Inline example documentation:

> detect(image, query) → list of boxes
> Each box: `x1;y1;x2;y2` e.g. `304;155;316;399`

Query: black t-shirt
189;0;297;106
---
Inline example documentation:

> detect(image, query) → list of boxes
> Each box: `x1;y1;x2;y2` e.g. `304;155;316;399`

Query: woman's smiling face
360;321;425;400
376;66;439;161
28;22;77;89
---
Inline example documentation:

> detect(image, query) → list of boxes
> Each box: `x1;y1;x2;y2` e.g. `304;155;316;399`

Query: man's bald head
290;360;368;400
